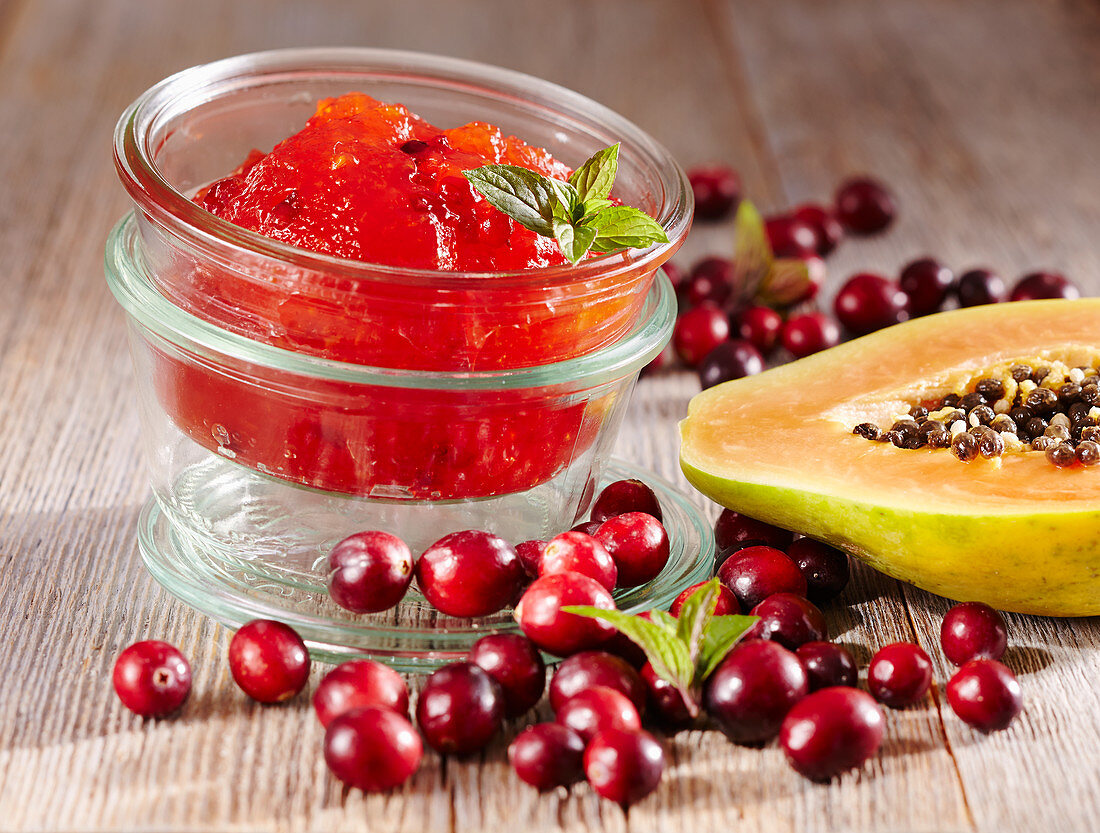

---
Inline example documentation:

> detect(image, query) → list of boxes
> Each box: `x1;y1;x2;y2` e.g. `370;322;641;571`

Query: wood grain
1;0;1098;830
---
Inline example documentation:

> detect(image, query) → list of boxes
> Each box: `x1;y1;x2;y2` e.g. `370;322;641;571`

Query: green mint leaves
564;579;757;718
463;143;669;264
728;198;815;308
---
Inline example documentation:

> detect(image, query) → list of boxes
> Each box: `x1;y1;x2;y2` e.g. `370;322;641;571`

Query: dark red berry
834;272;908;335
549;651;647;715
780;687;884;780
673;304;730;368
416;530;525;618
228;619;310;704
539;530;617;591
956;268;1005;306
714;539;771;573
940;602;1008;666
688;166;741;220
641;662;694;728
669;580;740;617
946;659;1023;732
714;510;795;552
591;479;663;524
765;214;818;258
734;306;783;354
571;520;603;536
717;546;808;611
556;685;642;744
112;640;191;718
583;728;665;806
595;512;670;588
416;662;504;755
792;203;844;256
1010;271;1080;301
327;530;413;613
468;633;546;718
515;571;617;657
748;593;828;650
515;540;547;579
324;706;422;792
686;257;735;306
312;660;409;727
705;640;809;744
781;312;840;357
867;642;933;708
699;339;764;389
796;641;858;691
834;176;896;235
787;538;850;603
899;257;955;317
509;723;585;791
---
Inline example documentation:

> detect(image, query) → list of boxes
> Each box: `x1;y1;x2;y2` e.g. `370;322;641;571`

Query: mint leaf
755;258;814;308
675;579;722;668
547;178;580;220
647;610;680;633
588;206;669;253
463;165;556;237
730;199;773;304
697;614;758;681
568;143;619;203
553;219;597;265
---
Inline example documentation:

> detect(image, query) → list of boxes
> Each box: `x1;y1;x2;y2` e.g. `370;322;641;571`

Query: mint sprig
463;143;669;264
564;579;757;718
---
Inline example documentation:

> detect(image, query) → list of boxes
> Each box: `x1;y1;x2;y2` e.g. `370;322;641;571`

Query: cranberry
591;479;663;524
508;723;585;790
765;214;818;258
688;166;741;220
834;176;896;234
641;662;694;727
1010;271;1080;301
324;706;422;792
713;539;771;572
549;650;647;715
748;593;828;650
800;254;828;303
796;641;858;691
899;257;955;316
698;339;764;389
584;728;665;806
515;540;547;578
733;306;783;354
468;633;546;718
673;304;730;368
416;530;524;618
717;546;808;611
867;642;933;708
416;662;503;755
515;571;617;657
228;619;310;703
792;203;844;256
312;660;409;727
595;512;670;588
780;687;885;780
946;659;1023;732
326;530;413;613
956;268;1005;306
787;538;850;603
714;509;795;552
571;520;603;536
539;530;617;591
112;640;191;717
834;272;908;335
686;257;735;306
556;685;642;743
781;312;840;357
705;640;809;743
940;602;1008;666
669;580;740;617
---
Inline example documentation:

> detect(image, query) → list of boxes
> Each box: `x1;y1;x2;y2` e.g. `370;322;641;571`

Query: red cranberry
641;662;694;727
595;512;670;588
673;304;730;368
228;619;310;703
416;662;503;755
515;571;617;657
669;580;740;617
717;546;808;611
705;640;809;743
714;539;771;573
416;530;524;618
112;640;191;717
867;642;933;708
312;660;409;727
748;593;828;650
591;479;663;524
940;602;1008;666
686;257;735;306
792;203;844;256
539;531;617;591
956;268;1005;306
571;520;603;536
557;685;642;743
508;723;585;790
714;509;795;552
899;257;955;316
584;728;665;806
734;306;783;354
549;650;647;715
515;540;547;578
781;312;840;357
699;339;764;389
796;642;858;691
780;687;884;780
834;176;896;235
324;706;422;792
469;633;546;718
1010;271;1080;301
834;272;909;335
327;530;413;613
765;214;818;258
688;166;741;220
946;659;1023;733
787;538;850;603
800;254;828;303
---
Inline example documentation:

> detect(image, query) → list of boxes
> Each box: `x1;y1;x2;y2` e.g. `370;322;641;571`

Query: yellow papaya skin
679;299;1100;617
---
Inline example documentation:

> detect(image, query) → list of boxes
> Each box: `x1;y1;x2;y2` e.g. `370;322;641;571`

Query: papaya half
679;299;1100;616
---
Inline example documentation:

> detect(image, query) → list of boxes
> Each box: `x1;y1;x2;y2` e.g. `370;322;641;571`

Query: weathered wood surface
1;0;1099;830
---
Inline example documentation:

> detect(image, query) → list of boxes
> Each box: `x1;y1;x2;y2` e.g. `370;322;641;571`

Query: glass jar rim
114;47;692;290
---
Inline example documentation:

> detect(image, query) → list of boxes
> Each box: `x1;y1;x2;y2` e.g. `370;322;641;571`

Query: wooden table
2;1;1098;830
